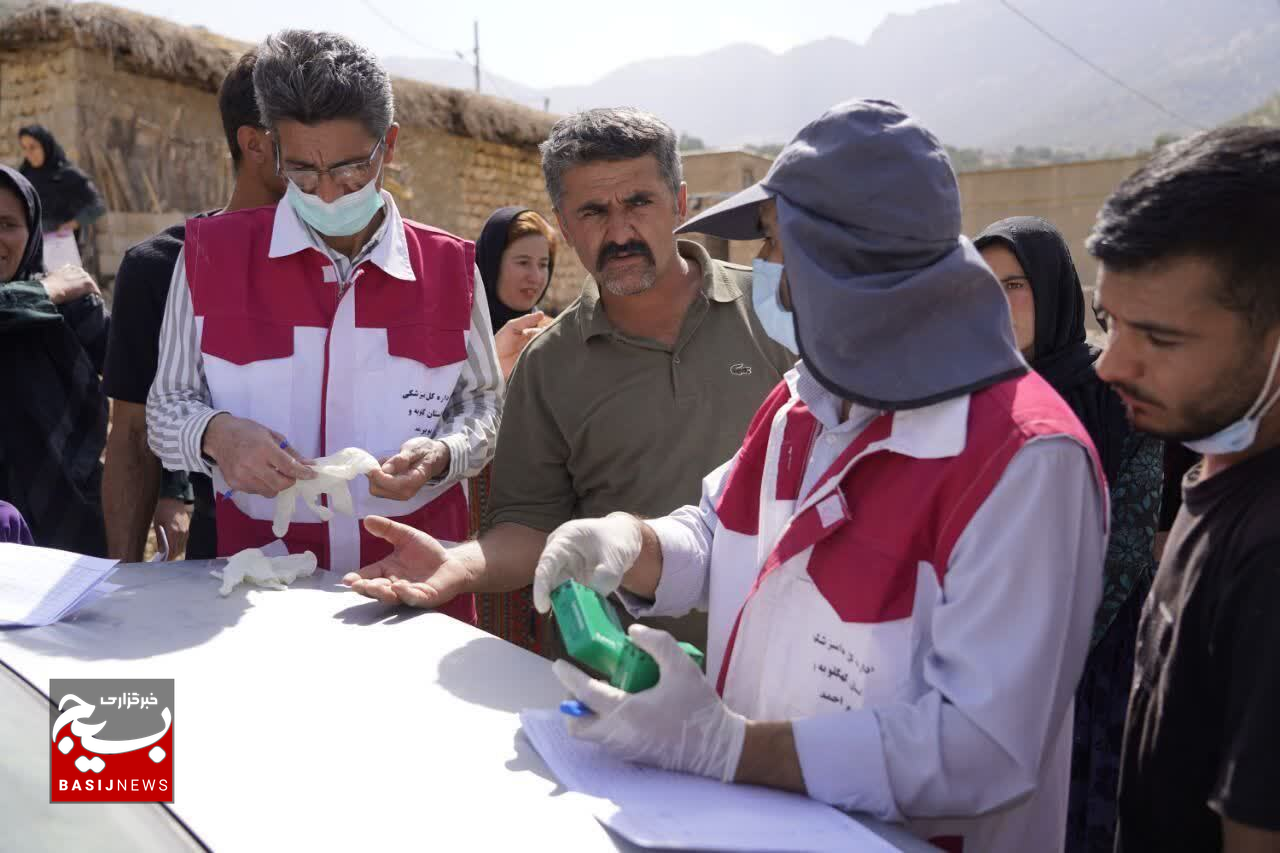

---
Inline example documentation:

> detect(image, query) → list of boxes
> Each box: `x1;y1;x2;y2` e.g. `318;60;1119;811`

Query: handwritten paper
0;544;119;627
520;708;899;852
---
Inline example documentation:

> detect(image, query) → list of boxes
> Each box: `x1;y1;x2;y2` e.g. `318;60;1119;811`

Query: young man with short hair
1091;126;1280;853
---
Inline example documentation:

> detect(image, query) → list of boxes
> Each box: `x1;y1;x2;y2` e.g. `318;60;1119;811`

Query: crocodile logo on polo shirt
730;362;753;376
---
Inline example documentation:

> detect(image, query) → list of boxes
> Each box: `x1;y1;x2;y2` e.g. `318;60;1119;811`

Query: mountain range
387;0;1280;154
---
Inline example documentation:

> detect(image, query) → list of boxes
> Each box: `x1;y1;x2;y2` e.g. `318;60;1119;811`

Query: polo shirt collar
267;189;416;281
787;362;970;459
578;238;742;342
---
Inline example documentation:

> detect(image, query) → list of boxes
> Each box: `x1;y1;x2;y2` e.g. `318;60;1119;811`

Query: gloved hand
532;512;644;613
553;624;747;782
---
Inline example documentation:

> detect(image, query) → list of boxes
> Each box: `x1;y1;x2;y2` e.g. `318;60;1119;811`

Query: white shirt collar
267;189;416;281
786;362;970;459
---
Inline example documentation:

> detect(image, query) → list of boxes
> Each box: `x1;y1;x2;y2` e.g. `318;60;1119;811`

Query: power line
357;0;468;64
997;0;1207;132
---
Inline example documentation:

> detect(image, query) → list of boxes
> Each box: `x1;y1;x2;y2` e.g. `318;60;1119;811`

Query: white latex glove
553;624;747;782
273;447;380;538
532;512;644;613
211;547;318;596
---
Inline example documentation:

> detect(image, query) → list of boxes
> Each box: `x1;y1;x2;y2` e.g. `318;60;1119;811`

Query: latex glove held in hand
553;624;747;782
273;447;380;537
533;512;643;613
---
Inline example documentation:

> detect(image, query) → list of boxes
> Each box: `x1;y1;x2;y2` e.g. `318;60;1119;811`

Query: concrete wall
682;148;772;196
958;156;1148;336
681;149;774;268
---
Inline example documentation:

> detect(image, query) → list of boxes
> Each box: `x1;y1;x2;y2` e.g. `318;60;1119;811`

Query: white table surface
0;561;933;852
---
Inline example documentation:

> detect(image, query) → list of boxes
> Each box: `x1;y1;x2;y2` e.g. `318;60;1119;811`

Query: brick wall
0;40;588;309
0;44;80;164
392;129;586;310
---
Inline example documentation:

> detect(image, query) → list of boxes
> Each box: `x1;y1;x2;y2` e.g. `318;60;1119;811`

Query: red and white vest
184;204;475;622
707;372;1104;852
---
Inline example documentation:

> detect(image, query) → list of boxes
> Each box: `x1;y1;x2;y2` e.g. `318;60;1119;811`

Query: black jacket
0;281;109;555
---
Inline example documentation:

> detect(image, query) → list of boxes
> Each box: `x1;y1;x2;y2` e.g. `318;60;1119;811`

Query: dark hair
17;124;67;170
218;50;263;166
1087;126;1280;331
253;30;393;138
539;107;682;210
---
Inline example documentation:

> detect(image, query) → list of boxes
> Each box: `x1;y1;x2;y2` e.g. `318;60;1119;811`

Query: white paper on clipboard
42;230;82;271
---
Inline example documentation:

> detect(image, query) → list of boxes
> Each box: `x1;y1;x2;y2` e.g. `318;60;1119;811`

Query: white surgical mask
751;259;798;354
1183;338;1280;455
285;172;385;237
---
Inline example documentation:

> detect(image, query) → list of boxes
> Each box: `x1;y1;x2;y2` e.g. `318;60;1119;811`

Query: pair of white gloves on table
534;512;747;783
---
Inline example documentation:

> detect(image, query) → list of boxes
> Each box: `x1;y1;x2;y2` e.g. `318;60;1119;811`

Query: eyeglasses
274;137;385;194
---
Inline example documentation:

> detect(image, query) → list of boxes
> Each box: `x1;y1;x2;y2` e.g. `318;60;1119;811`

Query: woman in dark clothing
471;206;557;653
976;217;1163;853
476;206;557;381
18;125;105;267
0;165;109;556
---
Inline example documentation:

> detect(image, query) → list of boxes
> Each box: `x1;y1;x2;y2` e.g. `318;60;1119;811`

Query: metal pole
473;20;481;93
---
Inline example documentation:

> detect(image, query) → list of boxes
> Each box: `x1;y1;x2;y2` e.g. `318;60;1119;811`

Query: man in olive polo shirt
344;107;793;647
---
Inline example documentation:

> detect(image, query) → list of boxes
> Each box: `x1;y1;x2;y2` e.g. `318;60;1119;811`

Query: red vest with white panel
184;205;474;622
707;372;1104;853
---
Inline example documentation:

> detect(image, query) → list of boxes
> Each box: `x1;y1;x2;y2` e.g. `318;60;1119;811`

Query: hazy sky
78;0;952;90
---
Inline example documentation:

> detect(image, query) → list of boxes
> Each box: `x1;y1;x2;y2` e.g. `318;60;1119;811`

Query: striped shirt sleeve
433;263;504;486
145;249;225;476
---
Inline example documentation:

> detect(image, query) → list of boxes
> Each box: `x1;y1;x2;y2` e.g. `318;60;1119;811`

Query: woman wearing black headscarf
471;206;558;653
476;206;556;381
0;165;110;556
18;124;105;263
976;216;1163;853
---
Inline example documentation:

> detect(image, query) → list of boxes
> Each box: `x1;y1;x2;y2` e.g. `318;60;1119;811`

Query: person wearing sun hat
534;99;1109;852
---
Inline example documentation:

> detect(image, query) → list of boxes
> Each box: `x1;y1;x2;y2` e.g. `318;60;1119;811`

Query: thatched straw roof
0;3;556;147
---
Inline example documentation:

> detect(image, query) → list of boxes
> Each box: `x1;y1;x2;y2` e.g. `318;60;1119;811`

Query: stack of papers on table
520;708;901;852
0;544;120;627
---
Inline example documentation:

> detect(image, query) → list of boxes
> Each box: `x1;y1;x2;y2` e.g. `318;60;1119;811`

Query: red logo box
50;678;174;803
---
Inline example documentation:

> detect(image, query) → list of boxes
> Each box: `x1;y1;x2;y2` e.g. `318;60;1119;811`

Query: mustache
1109;380;1160;407
596;240;654;271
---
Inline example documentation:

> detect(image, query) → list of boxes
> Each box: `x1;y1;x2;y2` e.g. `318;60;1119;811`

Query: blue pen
559;700;594;717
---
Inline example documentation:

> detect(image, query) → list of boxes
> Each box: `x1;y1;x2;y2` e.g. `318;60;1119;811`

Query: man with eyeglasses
147;30;501;622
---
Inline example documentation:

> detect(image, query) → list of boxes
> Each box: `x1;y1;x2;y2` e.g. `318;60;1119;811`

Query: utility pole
543;97;551;112
473;20;481;93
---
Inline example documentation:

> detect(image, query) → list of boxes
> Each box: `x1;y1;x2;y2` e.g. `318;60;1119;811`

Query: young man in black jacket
101;50;284;562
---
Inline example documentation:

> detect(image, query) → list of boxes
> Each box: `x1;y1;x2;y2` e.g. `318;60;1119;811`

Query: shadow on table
434;634;560;715
0;562;253;661
330;598;434;627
